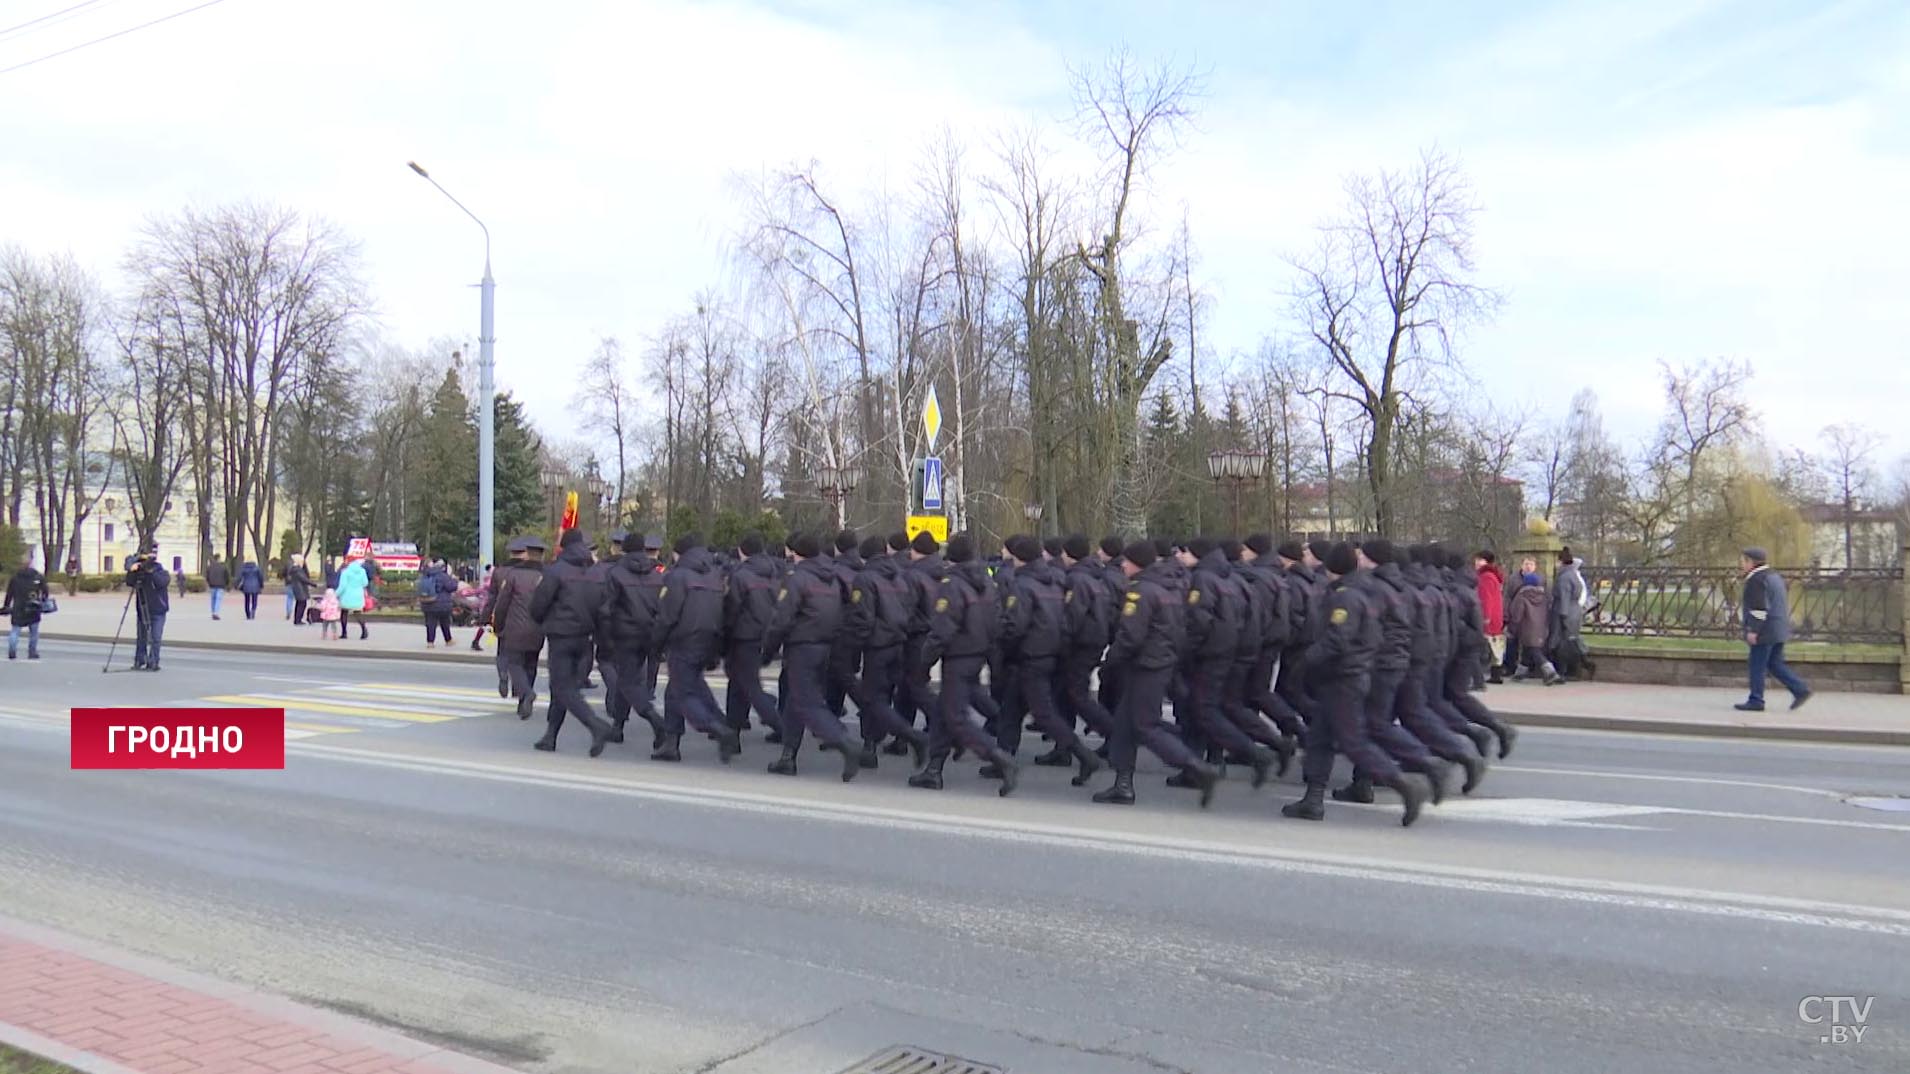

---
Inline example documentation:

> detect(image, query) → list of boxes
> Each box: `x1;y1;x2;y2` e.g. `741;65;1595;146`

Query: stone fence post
1511;520;1565;588
1900;540;1909;695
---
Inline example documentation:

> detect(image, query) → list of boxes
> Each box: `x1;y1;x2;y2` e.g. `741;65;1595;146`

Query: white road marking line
322;684;516;711
250;675;359;686
1496;764;1845;798
284;741;1910;937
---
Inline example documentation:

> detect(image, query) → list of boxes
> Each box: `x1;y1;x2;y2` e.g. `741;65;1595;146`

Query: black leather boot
1187;762;1220;808
907;751;947;790
1331;776;1375;804
1272;735;1298;779
650;733;682;762
532;734;557;752
1032;746;1072;767
1383;774;1428;827
839;741;861;782
1494;722;1518;759
768;742;799;776
1464;724;1494;757
497;672;510;699
989;750;1020;797
1092;768;1135;805
1423;760;1452;806
1281;783;1326;820
1459;752;1486;795
716;727;741;764
857;743;881;770
1248;746;1278;790
640;706;666;750
606;717;626;745
1070;742;1104;787
882;737;911;756
516;691;536;720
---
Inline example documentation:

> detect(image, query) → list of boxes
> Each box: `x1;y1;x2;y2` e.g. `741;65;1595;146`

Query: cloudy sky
3;0;1906;470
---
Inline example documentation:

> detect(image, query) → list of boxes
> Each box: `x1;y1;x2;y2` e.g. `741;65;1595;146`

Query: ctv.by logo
1798;996;1873;1045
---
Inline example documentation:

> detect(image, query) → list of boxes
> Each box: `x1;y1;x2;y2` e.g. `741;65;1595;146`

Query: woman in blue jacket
238;561;266;620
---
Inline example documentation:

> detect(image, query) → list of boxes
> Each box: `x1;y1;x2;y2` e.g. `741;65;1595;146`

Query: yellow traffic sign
907;515;948;544
921;386;942;449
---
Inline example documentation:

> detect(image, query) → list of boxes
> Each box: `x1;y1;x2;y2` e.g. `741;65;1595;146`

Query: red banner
560;491;579;532
70;708;286;770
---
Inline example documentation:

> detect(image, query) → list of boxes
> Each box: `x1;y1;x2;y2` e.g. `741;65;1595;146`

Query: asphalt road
2;643;1907;1073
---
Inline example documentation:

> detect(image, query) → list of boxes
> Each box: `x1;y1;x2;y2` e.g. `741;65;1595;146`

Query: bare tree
1624;358;1755;563
1290;149;1499;534
574;337;637;515
1819;422;1883;569
1071;49;1202;535
111;292;193;552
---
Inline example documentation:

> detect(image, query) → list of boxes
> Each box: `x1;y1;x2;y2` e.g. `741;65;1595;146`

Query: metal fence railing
1579;566;1904;646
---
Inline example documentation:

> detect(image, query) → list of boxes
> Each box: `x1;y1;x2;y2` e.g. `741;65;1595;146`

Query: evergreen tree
415;368;478;560
491;391;545;559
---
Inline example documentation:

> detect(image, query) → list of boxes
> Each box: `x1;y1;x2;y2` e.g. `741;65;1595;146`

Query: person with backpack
994;535;1103;786
1238;535;1308;744
417;558;457;648
845;534;927;769
237;560;265;620
758;532;863;781
3;551;50;660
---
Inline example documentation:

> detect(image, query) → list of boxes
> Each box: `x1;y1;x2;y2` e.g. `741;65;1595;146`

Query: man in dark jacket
1394;545;1490;793
846;534;927;768
994;536;1102;785
759;533;862;780
489;538;548;717
1440;550;1517;758
653;535;739;762
1281;542;1428;826
1054;535;1116;773
1275;541;1321;724
528;531;612;756
1093;535;1128;714
419;559;458;648
125;546;170;671
1177;539;1281;788
1090;541;1217;807
203;557;230;620
3;553;48;660
723;533;784;735
823;530;862;718
1238;535;1307;743
1737;546;1811;711
599;531;666;748
908;534;1019;795
897;532;947;738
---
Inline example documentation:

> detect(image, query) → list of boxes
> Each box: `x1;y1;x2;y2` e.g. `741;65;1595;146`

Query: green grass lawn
1587;634;1899;661
0;1044;81;1074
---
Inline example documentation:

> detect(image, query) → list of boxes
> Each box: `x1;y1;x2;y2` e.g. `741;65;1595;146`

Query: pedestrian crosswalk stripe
201;694;456;723
323;684;519;710
215;690;493;719
285;721;358;735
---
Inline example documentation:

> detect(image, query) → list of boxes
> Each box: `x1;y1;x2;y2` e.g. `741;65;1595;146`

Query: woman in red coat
1475;551;1507;684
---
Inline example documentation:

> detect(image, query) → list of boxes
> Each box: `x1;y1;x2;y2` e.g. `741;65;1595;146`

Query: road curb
0;1020;146;1074
41;632;497;664
1498;710;1910;747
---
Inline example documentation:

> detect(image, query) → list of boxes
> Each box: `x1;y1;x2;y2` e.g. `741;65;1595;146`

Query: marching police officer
897;532;947;738
909;534;1019;796
653;533;741;762
1093;541;1219;808
1054;535;1116;778
993;535;1103;785
762;533;863;781
601;530;667;750
1281;542;1429;826
489;536;547;717
1331;539;1457;804
1440;549;1518;758
846;534;928;768
481;538;529;696
723;533;783;735
1177;538;1280;788
823;530;862;719
528;530;614;756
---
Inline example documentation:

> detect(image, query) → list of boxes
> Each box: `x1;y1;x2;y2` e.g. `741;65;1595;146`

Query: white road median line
285;741;1910;937
1495;764;1847;799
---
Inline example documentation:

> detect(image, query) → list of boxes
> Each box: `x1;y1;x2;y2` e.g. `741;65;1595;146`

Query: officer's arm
762;581;798;660
1000;582;1028;650
923;584;957;665
527;570;559;624
1185;578;1214;648
846;576;875;646
652;575;685;650
1108;588;1148;662
1316;592;1350;665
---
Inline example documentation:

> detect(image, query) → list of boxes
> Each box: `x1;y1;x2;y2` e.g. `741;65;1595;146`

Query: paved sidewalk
31;595;1910;745
0;915;523;1074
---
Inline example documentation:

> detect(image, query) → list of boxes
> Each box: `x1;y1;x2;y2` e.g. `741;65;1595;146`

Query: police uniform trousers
1107;665;1200;773
664;647;728;736
895;636;939;730
780;642;858;752
597;637;623;721
1246;646;1307;738
724;638;782;731
608;642;657;726
1275;644;1317;723
996;655;1082;755
850;644;917;746
1299;675;1404;788
1443;656;1511;738
1186;656;1262;757
826;642;857;718
930;654;1003;760
1222;656;1291;748
504;647;541;702
1059;648;1115;740
1392;665;1479;760
1359;669;1438;773
544;634;610;742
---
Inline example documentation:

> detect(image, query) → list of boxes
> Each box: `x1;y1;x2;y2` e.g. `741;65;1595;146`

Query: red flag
560;490;579;531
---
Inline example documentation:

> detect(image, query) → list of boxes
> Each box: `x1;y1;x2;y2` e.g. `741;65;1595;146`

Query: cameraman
124;545;171;671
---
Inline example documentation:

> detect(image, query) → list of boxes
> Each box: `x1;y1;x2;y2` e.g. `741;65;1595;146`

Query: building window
104;523;115;543
104;555;114;573
185;501;196;518
105;497;116;511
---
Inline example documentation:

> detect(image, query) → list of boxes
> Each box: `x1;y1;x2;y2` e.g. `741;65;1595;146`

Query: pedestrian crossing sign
922;386;942;449
922;456;944;510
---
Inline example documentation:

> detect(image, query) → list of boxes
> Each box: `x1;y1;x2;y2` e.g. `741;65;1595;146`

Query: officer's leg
994;659;1027;752
1446;659;1515;758
663;650;693;736
1251;646;1307;738
723;641;752;730
826;644;854;718
1189;658;1256;757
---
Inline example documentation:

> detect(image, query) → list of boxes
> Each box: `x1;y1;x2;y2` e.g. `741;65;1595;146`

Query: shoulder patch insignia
851;589;862;603
1065;590;1074;603
1330;607;1349;625
1187;590;1201;604
1122;601;1137;617
1124;591;1141;602
659;586;668;599
778;586;788;600
935;597;949;613
1005;595;1017;608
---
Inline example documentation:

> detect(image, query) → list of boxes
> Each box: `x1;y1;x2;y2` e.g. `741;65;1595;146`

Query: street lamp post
1023;501;1044;534
408;161;495;570
1207;446;1268;536
539;462;566;532
814;459;862;531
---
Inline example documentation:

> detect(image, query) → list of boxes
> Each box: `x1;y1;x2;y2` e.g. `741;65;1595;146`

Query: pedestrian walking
418;558;457;648
490;538;548;716
599;532;665;750
1475;551;1505;683
335;558;370;640
1548;548;1587;679
722;533;783;736
204;557;230;620
761;533;863;781
994;535;1101;783
3;552;49;660
907;534;1019;795
652;533;739;762
237;561;264;620
285;555;314;626
125;546;170;671
1736;547;1812;712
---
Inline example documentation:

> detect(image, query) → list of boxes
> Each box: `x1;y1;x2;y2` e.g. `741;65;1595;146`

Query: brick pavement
0;918;522;1074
